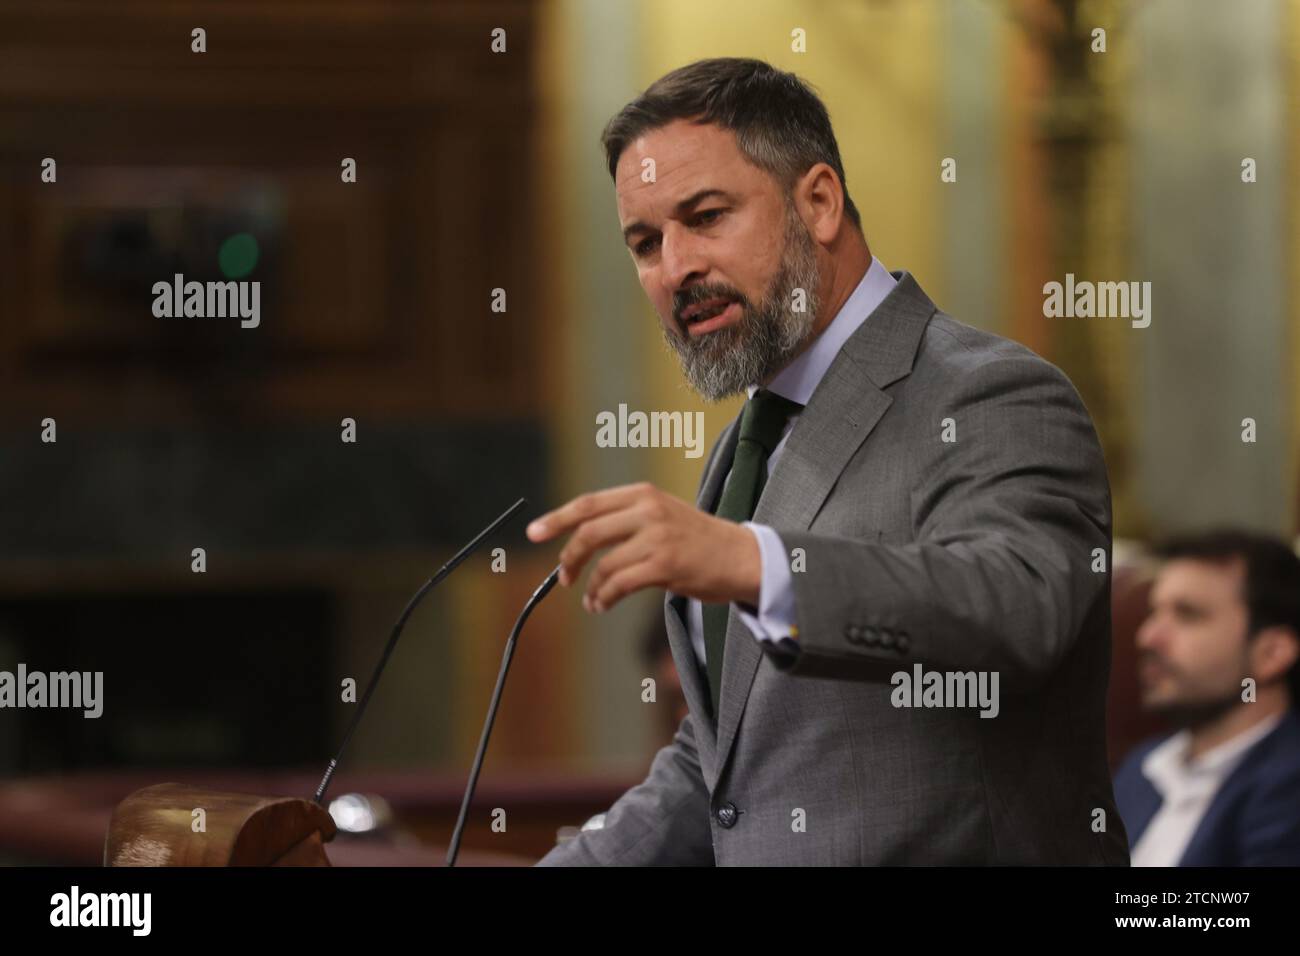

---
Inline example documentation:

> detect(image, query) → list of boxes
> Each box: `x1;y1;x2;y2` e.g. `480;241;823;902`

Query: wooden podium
105;783;337;866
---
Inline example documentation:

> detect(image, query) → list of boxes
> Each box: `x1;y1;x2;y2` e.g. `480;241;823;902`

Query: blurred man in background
1114;530;1300;865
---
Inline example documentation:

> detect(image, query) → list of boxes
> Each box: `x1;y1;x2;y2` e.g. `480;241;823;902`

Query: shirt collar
1141;712;1285;802
746;255;898;405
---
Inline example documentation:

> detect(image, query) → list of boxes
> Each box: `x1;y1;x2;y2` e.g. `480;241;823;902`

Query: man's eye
636;237;660;256
694;209;724;226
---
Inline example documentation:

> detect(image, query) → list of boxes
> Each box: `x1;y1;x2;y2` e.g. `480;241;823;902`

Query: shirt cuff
733;522;799;643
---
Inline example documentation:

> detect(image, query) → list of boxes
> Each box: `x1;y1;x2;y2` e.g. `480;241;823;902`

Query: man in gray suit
527;58;1128;865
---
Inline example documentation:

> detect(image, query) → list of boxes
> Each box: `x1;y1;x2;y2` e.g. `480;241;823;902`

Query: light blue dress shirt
686;256;898;669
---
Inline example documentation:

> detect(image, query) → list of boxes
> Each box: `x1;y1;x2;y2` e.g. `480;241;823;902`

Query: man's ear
792;162;845;245
1250;625;1300;685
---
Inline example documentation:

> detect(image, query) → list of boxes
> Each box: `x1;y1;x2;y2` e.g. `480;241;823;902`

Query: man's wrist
733;521;763;607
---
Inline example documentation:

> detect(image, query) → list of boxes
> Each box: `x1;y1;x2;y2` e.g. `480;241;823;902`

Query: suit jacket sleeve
535;710;715;866
766;352;1111;693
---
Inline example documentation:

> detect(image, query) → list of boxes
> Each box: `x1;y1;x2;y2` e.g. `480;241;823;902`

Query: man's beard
1146;693;1242;731
1139;650;1247;730
662;205;821;403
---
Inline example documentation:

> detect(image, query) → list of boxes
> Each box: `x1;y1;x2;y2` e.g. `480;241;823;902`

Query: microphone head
533;564;563;601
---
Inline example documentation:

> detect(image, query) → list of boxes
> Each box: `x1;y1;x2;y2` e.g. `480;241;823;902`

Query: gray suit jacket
538;271;1130;865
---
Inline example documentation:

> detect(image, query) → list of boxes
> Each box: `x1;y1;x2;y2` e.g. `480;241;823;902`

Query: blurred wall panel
1132;0;1292;534
0;0;559;777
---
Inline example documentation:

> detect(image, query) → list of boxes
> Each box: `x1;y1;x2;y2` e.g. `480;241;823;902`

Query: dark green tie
702;388;803;719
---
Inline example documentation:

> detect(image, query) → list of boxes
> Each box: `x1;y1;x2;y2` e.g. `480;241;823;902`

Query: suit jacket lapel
713;271;936;774
1178;714;1293;864
663;416;740;773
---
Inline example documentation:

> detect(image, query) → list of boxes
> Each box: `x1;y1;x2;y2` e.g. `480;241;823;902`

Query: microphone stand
446;563;562;867
312;498;529;806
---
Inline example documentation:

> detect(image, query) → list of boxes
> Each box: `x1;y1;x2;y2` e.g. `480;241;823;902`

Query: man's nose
660;223;707;294
1135;614;1165;649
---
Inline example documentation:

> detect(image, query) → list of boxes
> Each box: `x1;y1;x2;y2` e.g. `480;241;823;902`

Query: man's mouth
680;296;741;337
1138;658;1173;685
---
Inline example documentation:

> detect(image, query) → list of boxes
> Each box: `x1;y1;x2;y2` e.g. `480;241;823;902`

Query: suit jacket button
716;802;739;828
864;629;880;645
879;631;895;648
845;625;862;642
896;635;911;652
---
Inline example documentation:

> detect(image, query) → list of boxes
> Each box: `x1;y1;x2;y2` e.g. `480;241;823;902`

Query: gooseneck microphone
312;498;529;805
446;563;563;867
